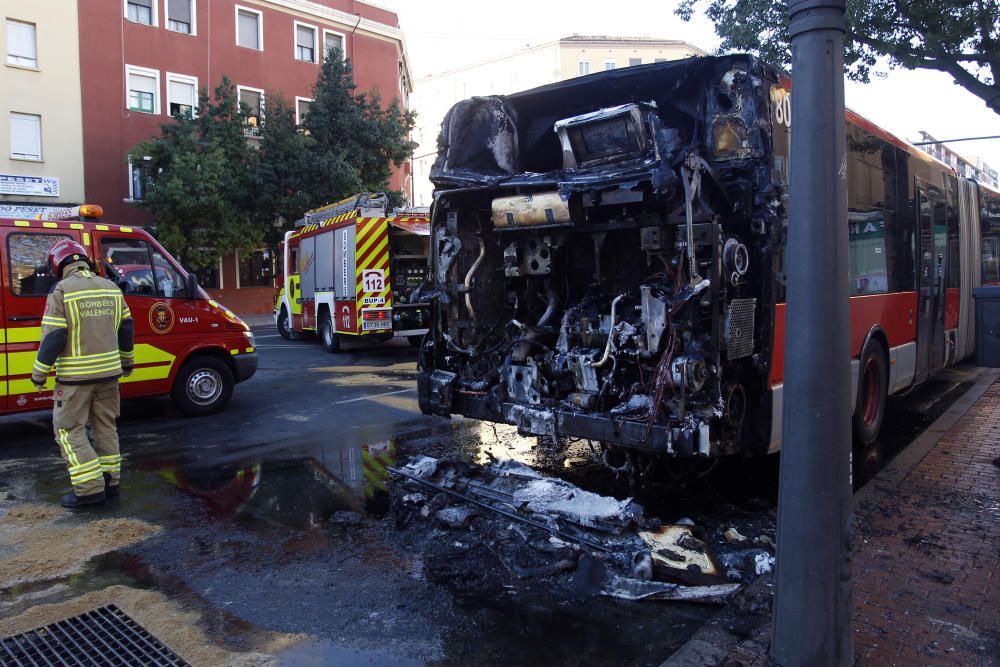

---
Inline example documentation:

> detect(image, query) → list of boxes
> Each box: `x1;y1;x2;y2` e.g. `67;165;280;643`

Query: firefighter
30;239;134;508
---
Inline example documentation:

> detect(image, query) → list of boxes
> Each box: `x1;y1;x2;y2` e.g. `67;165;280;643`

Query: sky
378;0;1000;171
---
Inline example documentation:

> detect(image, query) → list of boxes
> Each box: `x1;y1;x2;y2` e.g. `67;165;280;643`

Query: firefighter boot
103;472;120;497
60;491;107;508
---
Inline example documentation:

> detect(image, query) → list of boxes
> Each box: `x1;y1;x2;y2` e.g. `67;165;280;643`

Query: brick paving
696;382;1000;667
852;384;1000;666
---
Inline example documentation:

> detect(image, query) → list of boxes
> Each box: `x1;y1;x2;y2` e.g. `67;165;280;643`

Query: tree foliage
676;0;1000;114
303;49;416;207
130;51;417;267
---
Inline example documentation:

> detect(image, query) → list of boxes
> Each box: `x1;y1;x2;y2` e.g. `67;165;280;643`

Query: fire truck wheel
172;356;235;416
407;335;424;348
319;313;341;353
277;307;293;340
853;339;887;446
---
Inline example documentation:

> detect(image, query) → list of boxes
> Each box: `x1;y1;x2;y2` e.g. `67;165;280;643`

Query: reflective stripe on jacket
33;261;134;384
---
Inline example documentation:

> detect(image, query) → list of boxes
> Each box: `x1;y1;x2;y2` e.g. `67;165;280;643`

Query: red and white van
0;206;257;417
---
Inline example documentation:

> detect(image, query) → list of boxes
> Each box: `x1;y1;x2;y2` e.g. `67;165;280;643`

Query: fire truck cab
0;206;257;417
274;194;431;351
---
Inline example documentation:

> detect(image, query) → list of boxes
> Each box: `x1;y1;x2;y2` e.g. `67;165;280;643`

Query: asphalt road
0;325;982;666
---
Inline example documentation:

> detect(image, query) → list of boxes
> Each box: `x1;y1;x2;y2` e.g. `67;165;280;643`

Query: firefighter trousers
52;379;122;497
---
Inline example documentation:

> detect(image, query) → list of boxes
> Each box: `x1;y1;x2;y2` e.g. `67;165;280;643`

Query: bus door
914;187;948;383
1;228;72;410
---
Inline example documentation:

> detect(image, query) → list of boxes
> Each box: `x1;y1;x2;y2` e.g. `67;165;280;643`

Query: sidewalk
669;371;1000;666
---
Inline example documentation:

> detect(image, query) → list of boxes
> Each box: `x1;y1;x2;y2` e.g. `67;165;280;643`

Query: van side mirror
185;272;199;299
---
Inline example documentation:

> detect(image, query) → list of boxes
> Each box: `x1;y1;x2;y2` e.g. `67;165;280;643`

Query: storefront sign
0;174;60;197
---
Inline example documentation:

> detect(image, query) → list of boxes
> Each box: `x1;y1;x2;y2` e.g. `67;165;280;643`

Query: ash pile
388;456;741;603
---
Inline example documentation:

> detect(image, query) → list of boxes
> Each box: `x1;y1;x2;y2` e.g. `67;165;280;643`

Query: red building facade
77;0;412;314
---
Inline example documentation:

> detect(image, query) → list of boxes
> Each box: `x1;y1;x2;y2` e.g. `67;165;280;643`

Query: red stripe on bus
770;291;918;386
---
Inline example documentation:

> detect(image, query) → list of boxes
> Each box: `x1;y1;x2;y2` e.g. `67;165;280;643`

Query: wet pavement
0;326;984;666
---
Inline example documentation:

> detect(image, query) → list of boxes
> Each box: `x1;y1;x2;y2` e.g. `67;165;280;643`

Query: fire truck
274;194;431;351
0;205;257;417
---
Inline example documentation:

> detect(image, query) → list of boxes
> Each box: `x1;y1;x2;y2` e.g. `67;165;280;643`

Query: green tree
129;77;261;270
676;0;1000;114
251;94;317;242
303;48;417;205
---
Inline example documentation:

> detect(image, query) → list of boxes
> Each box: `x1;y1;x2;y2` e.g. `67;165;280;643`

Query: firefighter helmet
48;239;92;273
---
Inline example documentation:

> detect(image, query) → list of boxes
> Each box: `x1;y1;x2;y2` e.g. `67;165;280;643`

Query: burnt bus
416;54;983;460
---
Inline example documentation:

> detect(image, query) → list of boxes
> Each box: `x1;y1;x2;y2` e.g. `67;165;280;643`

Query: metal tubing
587;294;624;368
463;238;486;323
772;1;853;665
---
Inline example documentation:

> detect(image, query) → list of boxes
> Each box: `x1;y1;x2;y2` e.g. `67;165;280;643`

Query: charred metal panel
421;55;786;460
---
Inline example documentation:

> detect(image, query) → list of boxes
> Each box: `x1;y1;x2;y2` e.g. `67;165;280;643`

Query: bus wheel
172;356;234;416
319;313;341;353
277;307;292;340
853;339;887;445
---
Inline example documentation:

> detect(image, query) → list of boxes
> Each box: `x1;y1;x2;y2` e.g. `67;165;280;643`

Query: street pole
771;1;852;665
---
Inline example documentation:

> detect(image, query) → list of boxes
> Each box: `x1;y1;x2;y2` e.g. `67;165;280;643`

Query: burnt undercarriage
418;55;785;458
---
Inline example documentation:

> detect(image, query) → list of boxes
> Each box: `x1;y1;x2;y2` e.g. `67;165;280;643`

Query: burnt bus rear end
417;55;786;458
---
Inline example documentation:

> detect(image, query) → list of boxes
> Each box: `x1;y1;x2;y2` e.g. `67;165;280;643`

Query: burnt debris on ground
388;456;749;603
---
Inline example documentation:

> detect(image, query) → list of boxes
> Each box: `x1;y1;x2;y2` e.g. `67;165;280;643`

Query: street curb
661;367;1000;667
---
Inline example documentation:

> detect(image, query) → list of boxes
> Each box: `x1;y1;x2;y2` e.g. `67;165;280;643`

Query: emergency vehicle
0;205;257;417
274;194;431;351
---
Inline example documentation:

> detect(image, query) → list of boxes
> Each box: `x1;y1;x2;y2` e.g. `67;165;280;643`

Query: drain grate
0;604;190;666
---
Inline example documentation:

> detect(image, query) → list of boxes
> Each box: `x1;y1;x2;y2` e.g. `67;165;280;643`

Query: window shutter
238;12;258;48
10;113;41;159
132;0;152;8
170;80;195;106
297;25;314;48
6;20;36;60
130;73;156;94
168;0;191;23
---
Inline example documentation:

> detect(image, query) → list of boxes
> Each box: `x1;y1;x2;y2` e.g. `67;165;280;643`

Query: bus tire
172;356;235;416
853;339;887;445
277;307;292;340
319;313;341;353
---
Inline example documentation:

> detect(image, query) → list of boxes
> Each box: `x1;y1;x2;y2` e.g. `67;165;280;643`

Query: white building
916;131;999;189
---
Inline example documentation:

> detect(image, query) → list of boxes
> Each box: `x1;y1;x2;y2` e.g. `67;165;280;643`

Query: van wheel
853;339;887;445
172;356;234;416
319;313;341;353
277;308;292;340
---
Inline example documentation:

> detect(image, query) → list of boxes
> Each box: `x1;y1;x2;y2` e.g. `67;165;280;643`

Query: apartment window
238;249;274;287
126;66;159;114
238;86;264;134
6;20;37;68
167;0;194;34
236;6;262;50
654;58;667;63
629;57;641;66
294;22;317;63
128;157;153;201
10;113;42;161
604;60;616;71
324;30;345;60
578;60;590;76
295;97;312;125
167;73;197;118
126;0;155;26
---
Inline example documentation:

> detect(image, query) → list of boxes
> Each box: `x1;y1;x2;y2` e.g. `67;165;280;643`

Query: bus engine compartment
417;55;785;458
